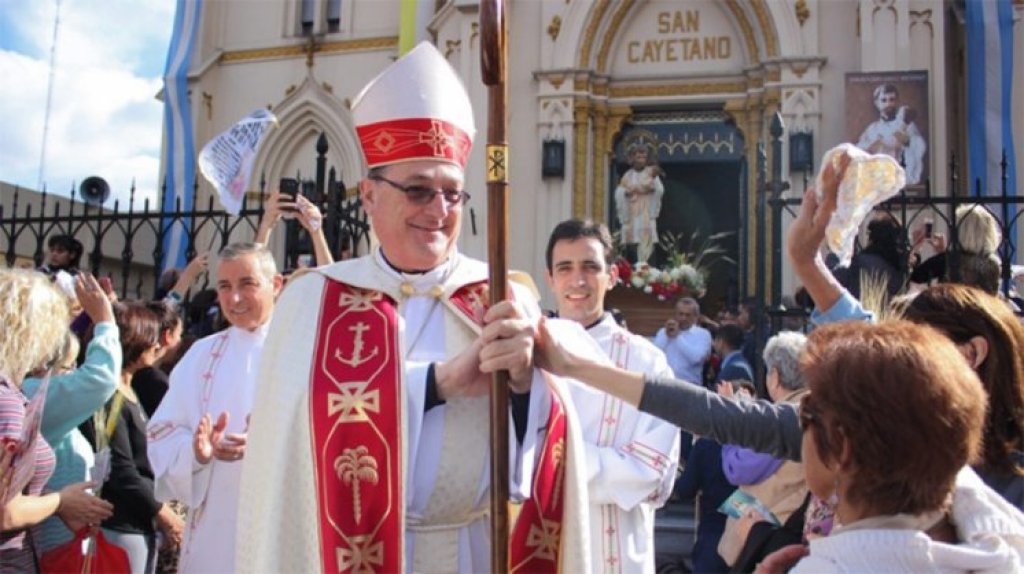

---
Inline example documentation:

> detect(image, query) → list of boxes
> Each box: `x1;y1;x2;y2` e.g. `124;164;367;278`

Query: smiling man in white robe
234;43;590;574
545;219;680;573
146;243;283;573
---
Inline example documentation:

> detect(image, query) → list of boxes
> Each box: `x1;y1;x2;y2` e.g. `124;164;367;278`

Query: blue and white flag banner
161;0;203;271
198;110;278;215
966;0;1016;200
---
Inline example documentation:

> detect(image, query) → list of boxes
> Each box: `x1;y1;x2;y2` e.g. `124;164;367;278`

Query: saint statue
615;142;665;263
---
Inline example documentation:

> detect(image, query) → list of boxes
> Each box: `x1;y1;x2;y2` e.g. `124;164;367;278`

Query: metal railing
1;133;369;315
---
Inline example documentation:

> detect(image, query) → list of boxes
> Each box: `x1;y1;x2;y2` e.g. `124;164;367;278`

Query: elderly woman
0;269;112;572
718;331;809;568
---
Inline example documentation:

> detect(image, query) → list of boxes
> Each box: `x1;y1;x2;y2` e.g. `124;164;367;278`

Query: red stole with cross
450;282;570;573
309;278;569;573
309;282;402;573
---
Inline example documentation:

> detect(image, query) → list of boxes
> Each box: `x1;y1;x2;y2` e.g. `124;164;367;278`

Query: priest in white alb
544;219;681;573
146;243;283;573
235;42;591;573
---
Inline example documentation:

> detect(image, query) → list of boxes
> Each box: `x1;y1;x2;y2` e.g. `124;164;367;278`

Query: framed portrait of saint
845;70;929;191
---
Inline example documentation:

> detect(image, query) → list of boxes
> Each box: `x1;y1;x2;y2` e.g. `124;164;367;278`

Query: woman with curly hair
0;269;112;572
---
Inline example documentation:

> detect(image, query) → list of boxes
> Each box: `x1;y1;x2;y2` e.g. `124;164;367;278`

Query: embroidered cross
418;120;456;157
328;381;381;423
336;535;384;574
526;519;561;561
337;289;382;312
462;284;489;319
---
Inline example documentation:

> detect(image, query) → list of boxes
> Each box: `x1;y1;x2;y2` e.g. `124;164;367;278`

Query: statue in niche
615;142;664;263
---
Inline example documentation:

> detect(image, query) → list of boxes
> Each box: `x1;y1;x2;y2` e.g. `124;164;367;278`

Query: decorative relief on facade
573;100;591;218
596;0;636;72
909;9;932;31
579;0;612;68
202;92;213;120
221;36;398;63
751;0;779;57
781;87;819;132
795;0;810;27
548;15;562;41
608;82;746;99
445;39;461;58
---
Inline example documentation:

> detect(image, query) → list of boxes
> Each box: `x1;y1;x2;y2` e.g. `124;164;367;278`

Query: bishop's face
361;160;466;272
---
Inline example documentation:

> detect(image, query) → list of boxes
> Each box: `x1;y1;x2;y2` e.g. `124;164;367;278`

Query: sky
0;0;174;206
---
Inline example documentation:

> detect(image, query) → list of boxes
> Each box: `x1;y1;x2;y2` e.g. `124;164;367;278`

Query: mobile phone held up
279;178;299;212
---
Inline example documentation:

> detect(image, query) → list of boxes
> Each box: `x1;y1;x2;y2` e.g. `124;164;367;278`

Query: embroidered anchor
334;322;379;368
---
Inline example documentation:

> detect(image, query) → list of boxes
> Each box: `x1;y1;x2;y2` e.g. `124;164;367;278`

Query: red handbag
39;527;131;574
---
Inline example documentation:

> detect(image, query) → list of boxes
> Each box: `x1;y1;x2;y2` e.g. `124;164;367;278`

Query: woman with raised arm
0;269;113;572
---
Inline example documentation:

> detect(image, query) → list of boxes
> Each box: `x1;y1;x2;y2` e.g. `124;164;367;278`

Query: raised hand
294;194;324;234
74;273;115;324
211;411;248;463
193;413;216;464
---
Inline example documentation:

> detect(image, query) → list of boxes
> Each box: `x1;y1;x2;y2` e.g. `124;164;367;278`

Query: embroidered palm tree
335;446;379;524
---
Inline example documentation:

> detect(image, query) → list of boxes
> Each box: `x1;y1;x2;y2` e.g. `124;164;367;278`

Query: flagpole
480;1;510;572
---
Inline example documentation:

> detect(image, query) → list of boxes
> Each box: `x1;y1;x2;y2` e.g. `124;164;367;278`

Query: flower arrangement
615;231;734;301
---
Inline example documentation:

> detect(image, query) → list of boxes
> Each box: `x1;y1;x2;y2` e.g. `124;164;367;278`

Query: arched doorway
606;110;746;334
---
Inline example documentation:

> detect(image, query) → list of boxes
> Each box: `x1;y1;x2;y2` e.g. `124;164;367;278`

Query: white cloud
0;0;174;207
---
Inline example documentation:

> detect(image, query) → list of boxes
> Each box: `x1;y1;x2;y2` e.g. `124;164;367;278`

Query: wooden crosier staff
480;0;510;572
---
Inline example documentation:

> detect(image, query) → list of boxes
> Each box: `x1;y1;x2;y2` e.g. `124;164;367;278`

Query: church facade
164;0;1024;311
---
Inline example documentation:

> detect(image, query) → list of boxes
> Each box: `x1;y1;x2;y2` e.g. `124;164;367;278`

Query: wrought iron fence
750;112;1021;389
1;133;369;317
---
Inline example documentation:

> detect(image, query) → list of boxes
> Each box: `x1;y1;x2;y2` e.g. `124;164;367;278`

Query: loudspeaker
79;176;110;206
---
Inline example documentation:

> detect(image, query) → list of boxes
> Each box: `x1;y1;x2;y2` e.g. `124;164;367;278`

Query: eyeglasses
370;175;470;206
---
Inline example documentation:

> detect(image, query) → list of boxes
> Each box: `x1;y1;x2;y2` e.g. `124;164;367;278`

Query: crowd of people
2;41;1023;574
